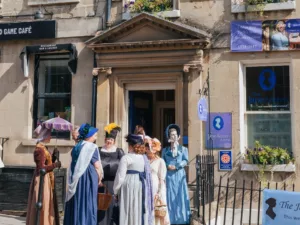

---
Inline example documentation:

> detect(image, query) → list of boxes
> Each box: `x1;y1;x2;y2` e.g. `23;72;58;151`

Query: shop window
33;55;72;139
245;65;291;151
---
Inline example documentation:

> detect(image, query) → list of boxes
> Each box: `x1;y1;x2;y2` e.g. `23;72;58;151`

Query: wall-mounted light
34;10;44;20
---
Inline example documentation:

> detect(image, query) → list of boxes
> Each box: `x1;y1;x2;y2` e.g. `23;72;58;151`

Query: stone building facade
0;0;300;214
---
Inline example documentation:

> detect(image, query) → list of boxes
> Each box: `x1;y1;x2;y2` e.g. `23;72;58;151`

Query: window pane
38;59;71;94
247;114;291;151
246;66;289;111
34;56;72;139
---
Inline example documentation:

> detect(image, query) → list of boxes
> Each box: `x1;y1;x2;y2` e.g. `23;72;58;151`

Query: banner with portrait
231;19;300;52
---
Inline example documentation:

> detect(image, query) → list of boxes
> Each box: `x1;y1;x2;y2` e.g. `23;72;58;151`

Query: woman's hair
132;143;146;155
134;125;145;135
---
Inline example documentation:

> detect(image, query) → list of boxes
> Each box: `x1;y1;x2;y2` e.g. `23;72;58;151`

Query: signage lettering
0;21;55;41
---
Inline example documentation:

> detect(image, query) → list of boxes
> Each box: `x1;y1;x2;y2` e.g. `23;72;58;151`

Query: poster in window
246;66;290;111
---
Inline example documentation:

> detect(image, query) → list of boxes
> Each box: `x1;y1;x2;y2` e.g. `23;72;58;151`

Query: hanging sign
197;97;208;121
219;150;232;171
205;113;232;149
263;189;300;225
0;20;56;41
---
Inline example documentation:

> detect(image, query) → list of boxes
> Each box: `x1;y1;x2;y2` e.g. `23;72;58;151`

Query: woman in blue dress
64;123;103;225
161;124;191;225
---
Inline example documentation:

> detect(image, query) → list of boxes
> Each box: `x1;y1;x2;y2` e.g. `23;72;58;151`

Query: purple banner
206;113;232;149
231;21;262;52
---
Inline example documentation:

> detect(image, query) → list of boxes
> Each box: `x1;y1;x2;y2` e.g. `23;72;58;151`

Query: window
33;54;72;139
231;0;296;13
244;65;291;151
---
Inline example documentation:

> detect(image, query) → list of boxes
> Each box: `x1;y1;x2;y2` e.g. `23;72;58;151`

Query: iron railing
195;154;296;225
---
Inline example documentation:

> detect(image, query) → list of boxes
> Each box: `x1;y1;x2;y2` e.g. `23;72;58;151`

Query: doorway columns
93;67;112;146
185;62;204;183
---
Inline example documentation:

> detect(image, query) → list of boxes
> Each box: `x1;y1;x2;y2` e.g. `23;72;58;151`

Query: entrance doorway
128;90;175;146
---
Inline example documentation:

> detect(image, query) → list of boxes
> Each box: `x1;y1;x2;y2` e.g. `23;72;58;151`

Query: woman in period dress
113;134;152;225
64;123;103;225
26;128;61;225
146;138;170;225
162;124;191;225
98;123;124;225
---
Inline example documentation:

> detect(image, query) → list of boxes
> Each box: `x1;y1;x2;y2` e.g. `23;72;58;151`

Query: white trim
239;62;245;154
125;83;176;90
231;1;296;14
28;0;80;5
241;163;296;172
245;111;291;114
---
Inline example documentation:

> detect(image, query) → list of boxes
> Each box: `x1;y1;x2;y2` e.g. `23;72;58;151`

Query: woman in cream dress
146;138;170;225
113;134;150;225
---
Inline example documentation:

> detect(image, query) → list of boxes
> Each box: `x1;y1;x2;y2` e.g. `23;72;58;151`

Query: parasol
34;116;74;148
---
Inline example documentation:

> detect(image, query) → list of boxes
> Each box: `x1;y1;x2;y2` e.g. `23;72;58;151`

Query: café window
245;66;291;151
33;54;72;139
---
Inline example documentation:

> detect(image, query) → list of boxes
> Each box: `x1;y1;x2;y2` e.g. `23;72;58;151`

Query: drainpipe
91;53;97;127
106;0;112;28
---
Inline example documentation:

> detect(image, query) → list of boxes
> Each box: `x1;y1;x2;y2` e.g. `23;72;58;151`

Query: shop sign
219;150;232;171
263;189;300;225
231;19;300;52
0;20;56;41
205;113;232;149
197;97;208;121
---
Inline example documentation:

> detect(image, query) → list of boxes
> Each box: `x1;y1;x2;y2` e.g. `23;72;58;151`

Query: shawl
65;141;101;202
143;154;154;225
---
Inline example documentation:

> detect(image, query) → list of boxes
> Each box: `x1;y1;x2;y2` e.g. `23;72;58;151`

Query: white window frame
231;0;296;13
239;61;294;154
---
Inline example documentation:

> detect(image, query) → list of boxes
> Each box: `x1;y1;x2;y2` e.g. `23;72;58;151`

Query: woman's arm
175;146;188;169
92;149;103;185
94;161;103;184
34;147;60;172
113;156;129;195
157;159;167;197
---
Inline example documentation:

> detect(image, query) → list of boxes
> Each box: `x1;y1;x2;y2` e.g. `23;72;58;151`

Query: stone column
184;63;203;183
92;67;112;146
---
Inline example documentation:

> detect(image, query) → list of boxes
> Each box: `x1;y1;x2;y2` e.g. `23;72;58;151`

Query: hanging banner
231;19;300;52
263;189;300;225
205;113;232;149
197;97;208;121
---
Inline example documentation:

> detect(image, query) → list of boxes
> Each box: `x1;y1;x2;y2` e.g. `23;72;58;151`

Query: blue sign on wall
263;189;300;225
219;150;232;171
206;113;232;149
231;21;262;52
197;97;208;121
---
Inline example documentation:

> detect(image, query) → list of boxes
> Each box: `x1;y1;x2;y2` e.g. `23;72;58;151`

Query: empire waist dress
97;147;124;225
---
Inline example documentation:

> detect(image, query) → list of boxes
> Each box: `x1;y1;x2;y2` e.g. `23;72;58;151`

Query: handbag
98;184;112;210
154;197;167;218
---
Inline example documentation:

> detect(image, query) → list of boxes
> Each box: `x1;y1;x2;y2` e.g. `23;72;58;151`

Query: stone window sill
241;163;296;172
28;0;80;6
122;10;180;20
231;1;296;13
22;139;75;147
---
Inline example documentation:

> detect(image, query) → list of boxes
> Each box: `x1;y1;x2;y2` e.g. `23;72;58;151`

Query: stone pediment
85;13;210;51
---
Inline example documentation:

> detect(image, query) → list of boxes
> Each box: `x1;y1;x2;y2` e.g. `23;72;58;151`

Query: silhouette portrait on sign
265;197;277;220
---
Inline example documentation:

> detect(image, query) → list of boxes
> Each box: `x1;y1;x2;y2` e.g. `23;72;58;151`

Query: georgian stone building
1;0;300;215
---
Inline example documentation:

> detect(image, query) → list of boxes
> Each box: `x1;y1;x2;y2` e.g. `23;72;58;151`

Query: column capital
92;67;112;76
183;64;202;73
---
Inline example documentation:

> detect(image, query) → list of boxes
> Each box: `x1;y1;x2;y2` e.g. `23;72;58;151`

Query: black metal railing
195;154;215;223
195;156;296;225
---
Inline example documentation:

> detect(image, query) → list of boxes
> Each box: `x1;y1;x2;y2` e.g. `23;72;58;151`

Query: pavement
0;214;25;225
